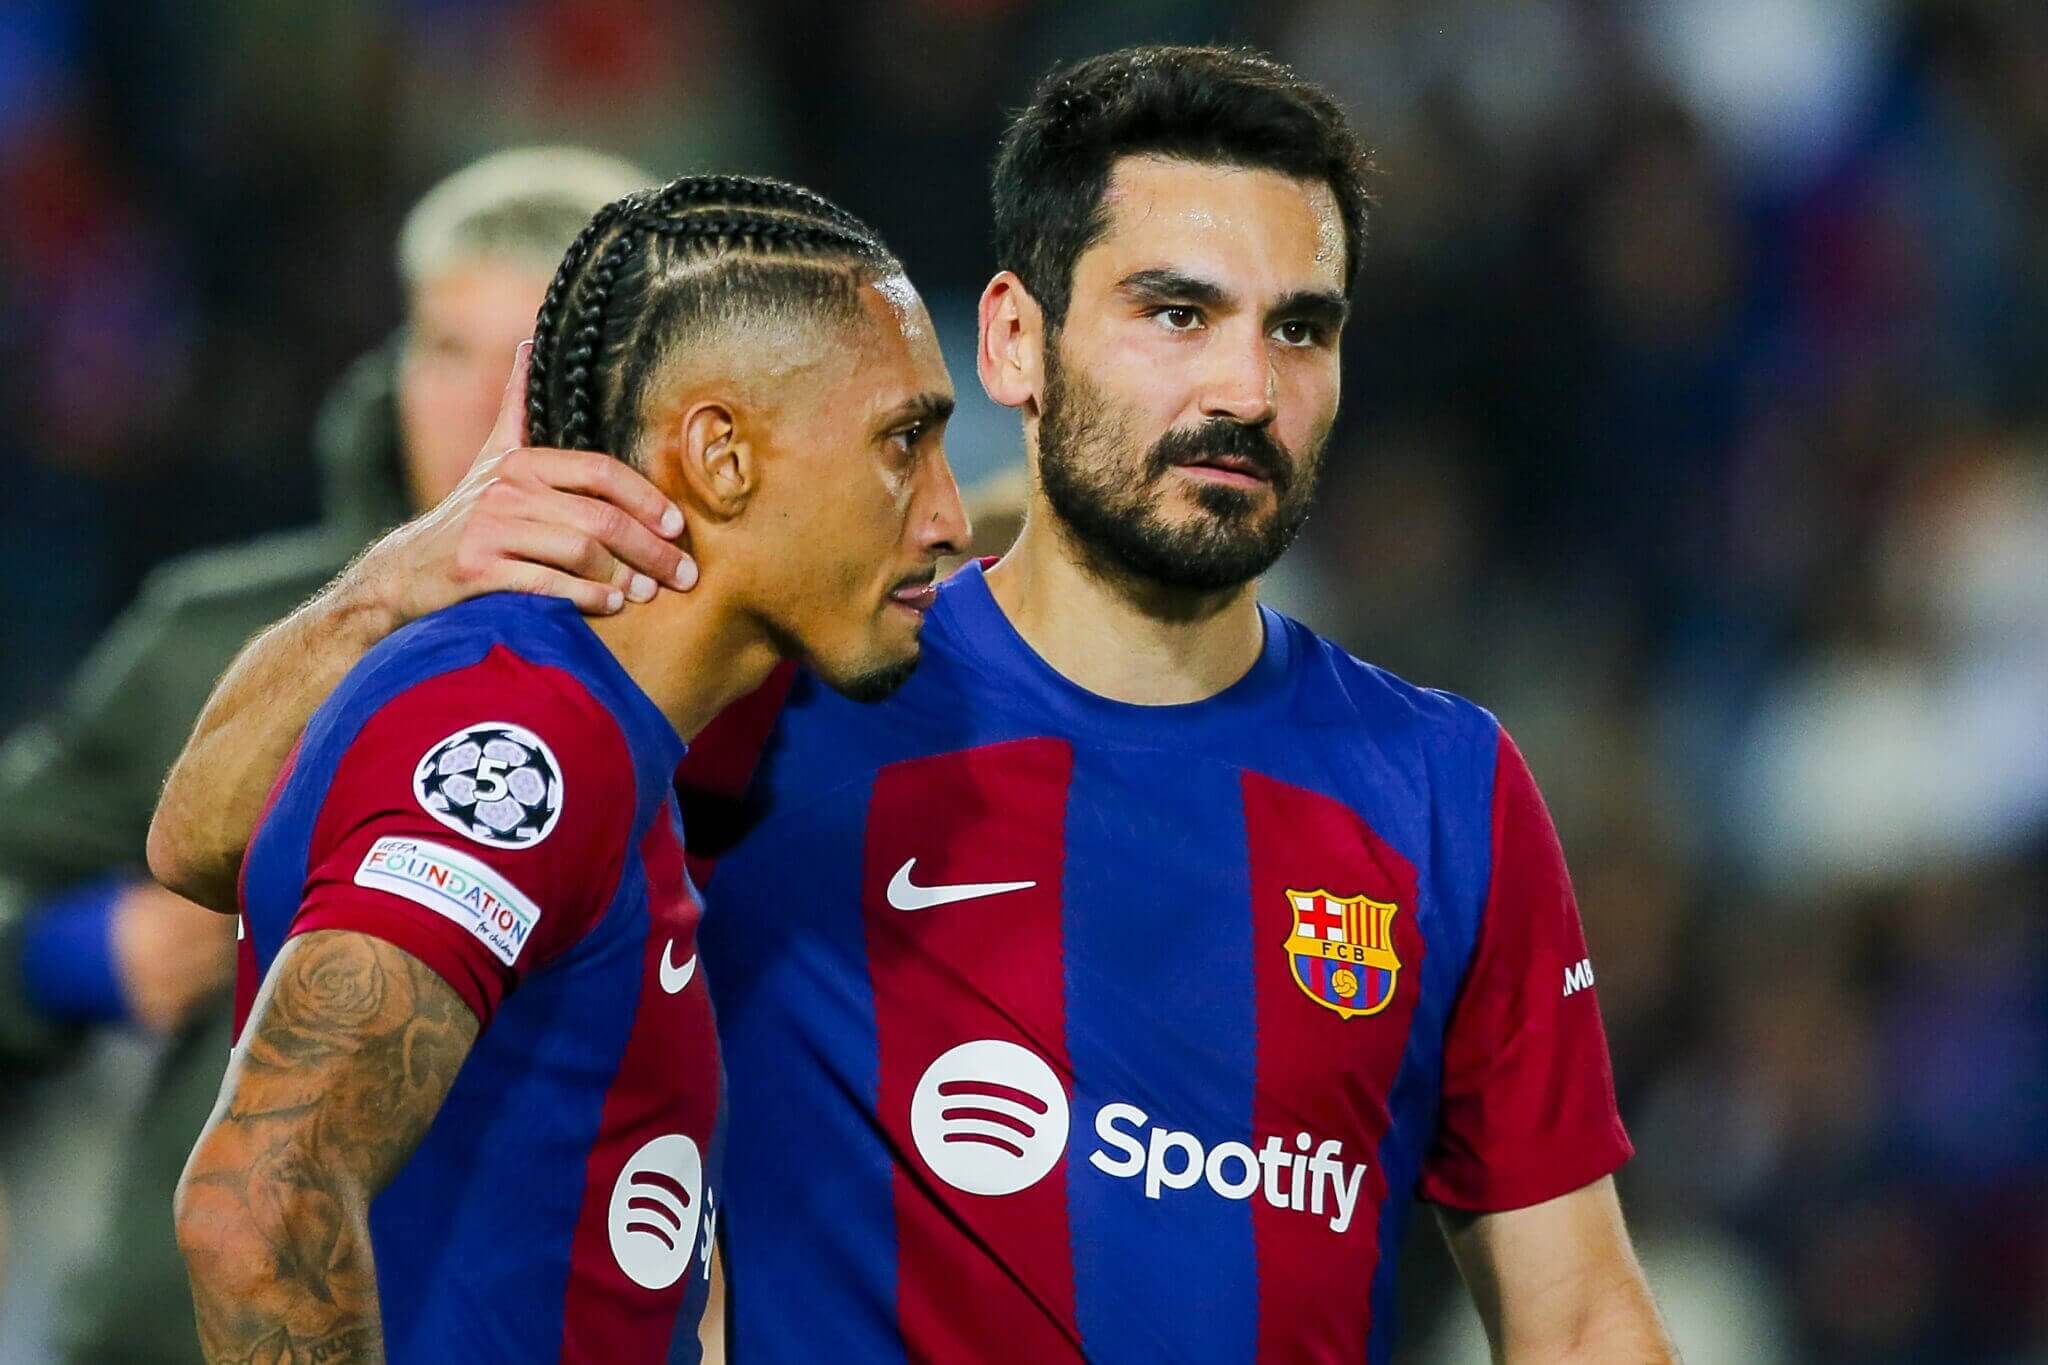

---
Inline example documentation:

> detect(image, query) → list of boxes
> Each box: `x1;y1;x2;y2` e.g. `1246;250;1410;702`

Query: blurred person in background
0;144;661;1364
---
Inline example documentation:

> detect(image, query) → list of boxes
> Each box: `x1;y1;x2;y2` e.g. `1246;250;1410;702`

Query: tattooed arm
174;930;480;1364
149;350;692;913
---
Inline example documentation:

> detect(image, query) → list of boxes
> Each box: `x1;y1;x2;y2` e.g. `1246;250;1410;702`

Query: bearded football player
155;47;1673;1365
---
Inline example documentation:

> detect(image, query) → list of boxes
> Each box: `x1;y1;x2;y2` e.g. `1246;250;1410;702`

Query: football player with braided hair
173;174;965;1364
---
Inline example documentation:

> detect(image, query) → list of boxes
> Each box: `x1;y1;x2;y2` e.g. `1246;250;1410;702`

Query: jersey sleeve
1418;727;1633;1211
290;647;637;1028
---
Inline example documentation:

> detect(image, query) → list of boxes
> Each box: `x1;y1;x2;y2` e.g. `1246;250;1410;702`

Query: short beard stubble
1035;342;1320;594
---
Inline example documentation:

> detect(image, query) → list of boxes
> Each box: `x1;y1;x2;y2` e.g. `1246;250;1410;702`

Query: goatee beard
828;654;920;703
1035;349;1316;593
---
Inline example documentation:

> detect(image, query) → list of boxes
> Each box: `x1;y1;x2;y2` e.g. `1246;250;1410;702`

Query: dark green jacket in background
0;347;410;1364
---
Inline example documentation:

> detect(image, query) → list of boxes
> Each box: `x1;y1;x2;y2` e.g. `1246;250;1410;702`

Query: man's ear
977;272;1046;414
662;400;754;520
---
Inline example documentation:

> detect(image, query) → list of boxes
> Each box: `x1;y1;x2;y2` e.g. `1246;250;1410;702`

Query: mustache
1148;420;1294;492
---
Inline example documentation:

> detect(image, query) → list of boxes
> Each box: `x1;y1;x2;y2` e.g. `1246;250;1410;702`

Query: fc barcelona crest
1285;889;1401;1019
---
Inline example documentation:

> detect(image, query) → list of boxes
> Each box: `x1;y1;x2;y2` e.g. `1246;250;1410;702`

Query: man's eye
1153;306;1203;332
889;423;924;454
1274;320;1318;348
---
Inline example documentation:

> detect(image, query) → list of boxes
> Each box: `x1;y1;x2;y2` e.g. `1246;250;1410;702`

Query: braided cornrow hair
526;194;640;443
527;174;897;463
642;173;869;233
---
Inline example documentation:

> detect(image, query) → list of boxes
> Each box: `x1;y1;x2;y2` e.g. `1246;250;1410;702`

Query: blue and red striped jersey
239;594;722;1364
685;561;1630;1363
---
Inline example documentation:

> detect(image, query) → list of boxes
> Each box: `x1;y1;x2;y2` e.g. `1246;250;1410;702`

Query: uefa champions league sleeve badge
413;721;565;849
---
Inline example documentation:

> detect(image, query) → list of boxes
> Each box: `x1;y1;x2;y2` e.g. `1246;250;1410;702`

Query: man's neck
586;587;781;741
983;510;1266;706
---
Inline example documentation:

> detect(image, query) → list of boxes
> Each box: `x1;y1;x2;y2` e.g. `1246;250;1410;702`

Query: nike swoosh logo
659;940;697;994
887;858;1036;912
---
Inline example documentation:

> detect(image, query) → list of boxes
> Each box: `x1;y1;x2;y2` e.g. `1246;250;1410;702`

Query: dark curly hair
991;45;1373;326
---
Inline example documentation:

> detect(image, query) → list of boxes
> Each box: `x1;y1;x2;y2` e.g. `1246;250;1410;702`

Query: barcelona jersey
685;561;1630;1363
238;595;722;1363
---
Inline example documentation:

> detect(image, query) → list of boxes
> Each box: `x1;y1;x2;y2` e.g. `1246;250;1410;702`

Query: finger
504;446;688;548
484;341;534;456
498;562;626;616
490;517;628;592
493;519;656;603
468;482;653;601
514;480;694;592
520;516;643;597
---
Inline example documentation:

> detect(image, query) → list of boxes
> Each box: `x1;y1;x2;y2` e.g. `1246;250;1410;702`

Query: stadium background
2;0;2044;1360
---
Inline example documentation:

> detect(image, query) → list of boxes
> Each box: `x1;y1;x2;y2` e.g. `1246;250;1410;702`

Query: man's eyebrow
1116;269;1232;310
878;391;956;429
1269;289;1350;330
1118;270;1347;329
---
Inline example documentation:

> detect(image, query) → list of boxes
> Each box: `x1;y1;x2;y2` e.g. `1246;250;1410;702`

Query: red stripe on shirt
1242;771;1425;1359
1417;730;1632;1211
281;649;637;1031
556;807;723;1362
862;739;1083;1361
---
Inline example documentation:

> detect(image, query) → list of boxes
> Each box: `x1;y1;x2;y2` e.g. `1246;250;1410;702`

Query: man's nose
1198;324;1277;427
913;449;969;558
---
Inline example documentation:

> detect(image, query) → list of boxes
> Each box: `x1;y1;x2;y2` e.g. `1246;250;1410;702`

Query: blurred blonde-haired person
0;146;686;1364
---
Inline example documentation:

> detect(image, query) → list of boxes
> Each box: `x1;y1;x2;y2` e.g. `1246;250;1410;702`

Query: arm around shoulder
149;569;403;912
150;349;696;911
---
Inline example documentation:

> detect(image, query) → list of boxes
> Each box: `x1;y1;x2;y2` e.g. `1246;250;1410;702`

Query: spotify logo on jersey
908;1040;1372;1233
910;1039;1071;1196
608;1134;703;1290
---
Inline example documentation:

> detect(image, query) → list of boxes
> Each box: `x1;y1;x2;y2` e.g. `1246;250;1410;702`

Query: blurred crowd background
3;1;2045;1362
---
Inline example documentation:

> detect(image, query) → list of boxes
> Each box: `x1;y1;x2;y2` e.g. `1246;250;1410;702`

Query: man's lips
1173;454;1272;488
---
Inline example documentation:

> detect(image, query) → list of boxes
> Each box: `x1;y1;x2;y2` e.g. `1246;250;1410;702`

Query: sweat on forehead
1100;155;1344;249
